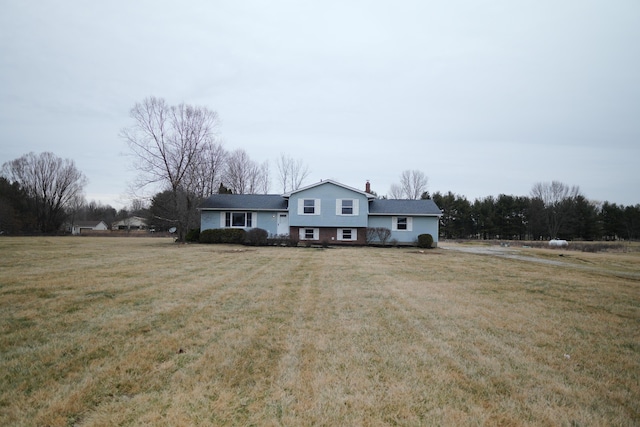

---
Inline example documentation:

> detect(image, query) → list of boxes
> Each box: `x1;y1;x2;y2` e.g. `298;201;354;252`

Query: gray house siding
199;194;287;236
198;180;442;245
200;211;220;232
367;215;439;245
288;181;369;228
200;210;281;236
254;211;279;236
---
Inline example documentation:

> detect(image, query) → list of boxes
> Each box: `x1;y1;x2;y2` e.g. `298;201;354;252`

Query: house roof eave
368;213;443;217
283;179;375;199
197;207;288;212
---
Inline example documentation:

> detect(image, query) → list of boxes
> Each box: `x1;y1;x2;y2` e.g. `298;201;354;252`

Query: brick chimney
365;180;371;194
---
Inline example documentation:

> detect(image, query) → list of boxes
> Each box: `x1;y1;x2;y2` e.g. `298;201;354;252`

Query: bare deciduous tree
120;96;220;241
257;161;270;194
389;170;428;199
225;149;270;194
1;152;87;233
531;180;581;238
186;141;227;199
388;183;404;199
276;154;310;193
129;198;148;214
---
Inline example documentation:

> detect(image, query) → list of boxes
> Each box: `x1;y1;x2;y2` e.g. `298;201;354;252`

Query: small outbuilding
72;220;109;235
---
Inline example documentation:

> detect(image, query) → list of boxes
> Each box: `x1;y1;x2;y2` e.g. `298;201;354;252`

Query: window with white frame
392;216;412;231
342;199;353;215
299;228;319;240
338;228;357;241
298;198;320;215
304;199;315;214
397;217;407;230
224;212;253;228
336;199;358;215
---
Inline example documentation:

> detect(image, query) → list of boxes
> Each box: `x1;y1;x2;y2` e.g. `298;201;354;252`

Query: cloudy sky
1;0;639;208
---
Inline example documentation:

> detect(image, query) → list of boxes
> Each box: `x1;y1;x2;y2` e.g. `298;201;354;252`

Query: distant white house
111;216;148;231
72;220;109;235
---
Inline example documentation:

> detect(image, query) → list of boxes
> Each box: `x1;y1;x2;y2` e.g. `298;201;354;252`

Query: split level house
199;180;442;246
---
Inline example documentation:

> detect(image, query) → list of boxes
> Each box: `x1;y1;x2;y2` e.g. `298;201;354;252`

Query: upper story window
336;199;359;216
225;212;252;228
342;199;353;215
298;198;320;215
304;199;315;214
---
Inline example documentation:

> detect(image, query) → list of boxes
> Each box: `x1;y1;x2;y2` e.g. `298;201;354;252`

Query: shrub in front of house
266;234;288;246
199;229;221;244
365;227;377;244
199;228;246;244
185;228;200;242
288;235;299;247
366;227;392;246
245;228;268;246
417;233;434;248
199;229;217;243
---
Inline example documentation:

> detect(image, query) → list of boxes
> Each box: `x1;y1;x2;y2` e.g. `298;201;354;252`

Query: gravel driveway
439;242;640;279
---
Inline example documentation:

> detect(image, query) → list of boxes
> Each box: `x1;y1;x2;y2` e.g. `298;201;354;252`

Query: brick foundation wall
290;227;367;245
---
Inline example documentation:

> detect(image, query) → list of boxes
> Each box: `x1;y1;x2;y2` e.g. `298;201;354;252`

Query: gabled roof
198;194;288;211
74;220;107;227
112;216;148;226
283;180;376;199
74;220;104;227
369;199;442;216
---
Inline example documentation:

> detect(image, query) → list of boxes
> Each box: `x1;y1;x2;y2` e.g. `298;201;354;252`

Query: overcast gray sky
1;0;639;208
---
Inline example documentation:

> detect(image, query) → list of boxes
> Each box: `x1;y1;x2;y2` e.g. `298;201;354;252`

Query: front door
277;213;289;236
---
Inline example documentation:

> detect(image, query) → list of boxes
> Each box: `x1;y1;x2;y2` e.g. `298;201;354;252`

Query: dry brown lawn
1;237;638;426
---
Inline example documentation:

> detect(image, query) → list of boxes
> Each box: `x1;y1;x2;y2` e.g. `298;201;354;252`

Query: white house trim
298;198;321;215
220;211;256;228
392;216;413;231
338;228;357;241
284;179;375;199
299;228;319;240
336;198;359;216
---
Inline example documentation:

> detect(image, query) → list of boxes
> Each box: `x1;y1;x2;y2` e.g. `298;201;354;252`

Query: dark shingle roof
198;194;287;210
369;199;442;216
199;194;442;216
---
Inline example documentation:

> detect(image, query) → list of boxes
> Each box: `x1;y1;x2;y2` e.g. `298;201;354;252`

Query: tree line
3;151;638;242
430;188;640;241
1;97;638;241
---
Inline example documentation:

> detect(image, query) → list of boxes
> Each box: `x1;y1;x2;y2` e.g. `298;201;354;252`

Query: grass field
1;237;639;426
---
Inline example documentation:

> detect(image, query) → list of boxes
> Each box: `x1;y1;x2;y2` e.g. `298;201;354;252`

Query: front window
225;212;252;228
303;199;315;214
341;199;353;215
304;228;315;239
397;217;407;230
